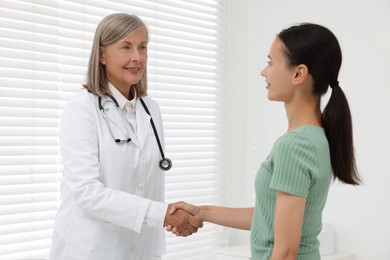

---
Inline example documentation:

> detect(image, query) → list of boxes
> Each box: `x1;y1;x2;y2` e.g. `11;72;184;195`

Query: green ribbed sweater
250;125;332;260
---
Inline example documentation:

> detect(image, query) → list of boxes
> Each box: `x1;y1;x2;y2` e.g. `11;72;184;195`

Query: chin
127;78;141;85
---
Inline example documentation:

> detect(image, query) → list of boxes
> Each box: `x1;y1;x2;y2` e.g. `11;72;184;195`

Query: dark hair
278;23;360;185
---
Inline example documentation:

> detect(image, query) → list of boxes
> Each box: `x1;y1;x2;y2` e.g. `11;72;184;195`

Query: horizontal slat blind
0;0;226;259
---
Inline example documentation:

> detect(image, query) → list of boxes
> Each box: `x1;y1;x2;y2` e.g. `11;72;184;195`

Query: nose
131;49;140;62
260;67;267;77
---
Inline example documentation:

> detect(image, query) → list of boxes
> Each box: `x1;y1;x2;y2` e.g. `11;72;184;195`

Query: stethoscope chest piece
159;158;172;171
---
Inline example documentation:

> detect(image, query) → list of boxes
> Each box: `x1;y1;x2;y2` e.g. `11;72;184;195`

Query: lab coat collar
108;83;136;110
108;83;151;150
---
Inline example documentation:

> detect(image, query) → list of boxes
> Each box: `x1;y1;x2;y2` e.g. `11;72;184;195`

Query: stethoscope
98;95;172;171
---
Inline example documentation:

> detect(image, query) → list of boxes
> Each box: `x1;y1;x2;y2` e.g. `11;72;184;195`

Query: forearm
200;206;253;230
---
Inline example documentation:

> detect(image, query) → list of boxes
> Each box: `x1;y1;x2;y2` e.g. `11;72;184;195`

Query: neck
128;86;136;100
285;98;322;132
112;84;134;100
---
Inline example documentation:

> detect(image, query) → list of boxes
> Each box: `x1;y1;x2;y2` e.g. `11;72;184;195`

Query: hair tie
330;80;339;89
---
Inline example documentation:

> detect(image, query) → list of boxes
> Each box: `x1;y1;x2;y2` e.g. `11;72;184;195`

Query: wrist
198;205;207;222
163;204;172;227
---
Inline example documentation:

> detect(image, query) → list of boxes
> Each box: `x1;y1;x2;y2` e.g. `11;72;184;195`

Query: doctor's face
261;37;296;102
100;27;148;92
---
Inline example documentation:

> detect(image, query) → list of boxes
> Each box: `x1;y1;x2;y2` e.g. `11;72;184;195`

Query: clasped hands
164;202;202;237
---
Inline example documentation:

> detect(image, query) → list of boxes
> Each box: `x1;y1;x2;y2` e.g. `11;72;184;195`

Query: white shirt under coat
50;84;168;260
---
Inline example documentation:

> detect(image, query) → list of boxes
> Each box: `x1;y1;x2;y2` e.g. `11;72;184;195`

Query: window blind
0;0;226;259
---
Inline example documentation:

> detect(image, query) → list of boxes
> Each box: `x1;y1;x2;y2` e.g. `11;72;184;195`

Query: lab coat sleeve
59;92;153;233
144;201;169;228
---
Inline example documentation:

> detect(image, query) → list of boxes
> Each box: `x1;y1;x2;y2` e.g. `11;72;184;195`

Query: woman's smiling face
261;37;296;102
100;27;148;91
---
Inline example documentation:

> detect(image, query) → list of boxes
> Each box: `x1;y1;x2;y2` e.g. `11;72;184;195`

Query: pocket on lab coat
66;215;119;259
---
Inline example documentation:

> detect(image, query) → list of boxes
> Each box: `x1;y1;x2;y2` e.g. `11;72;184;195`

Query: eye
121;45;130;50
139;45;147;51
266;55;272;65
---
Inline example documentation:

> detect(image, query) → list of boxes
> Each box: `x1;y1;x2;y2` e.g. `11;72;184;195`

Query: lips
125;66;141;72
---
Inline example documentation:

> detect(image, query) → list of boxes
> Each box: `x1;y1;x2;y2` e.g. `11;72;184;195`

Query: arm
200;206;253;230
270;191;306;260
169;202;254;230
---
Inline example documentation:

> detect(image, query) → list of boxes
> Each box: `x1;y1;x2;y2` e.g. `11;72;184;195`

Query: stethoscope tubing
98;94;172;171
139;98;166;161
139;99;172;171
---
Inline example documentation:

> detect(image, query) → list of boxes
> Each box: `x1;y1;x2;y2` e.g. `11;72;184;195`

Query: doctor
49;13;202;260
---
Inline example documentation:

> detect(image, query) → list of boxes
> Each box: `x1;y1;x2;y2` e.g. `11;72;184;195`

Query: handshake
163;201;202;237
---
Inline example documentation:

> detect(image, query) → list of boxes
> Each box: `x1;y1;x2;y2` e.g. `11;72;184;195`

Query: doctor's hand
164;203;203;237
165;201;203;236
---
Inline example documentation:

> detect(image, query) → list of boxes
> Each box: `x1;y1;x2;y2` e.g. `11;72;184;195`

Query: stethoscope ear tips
115;138;132;143
159;158;172;171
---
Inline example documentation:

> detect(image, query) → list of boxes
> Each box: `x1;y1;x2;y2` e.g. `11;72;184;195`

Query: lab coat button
139;152;144;159
138;184;144;191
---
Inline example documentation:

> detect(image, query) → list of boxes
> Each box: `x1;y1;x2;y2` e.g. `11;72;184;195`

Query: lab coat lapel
102;97;142;149
106;111;143;150
101;97;122;128
136;99;151;149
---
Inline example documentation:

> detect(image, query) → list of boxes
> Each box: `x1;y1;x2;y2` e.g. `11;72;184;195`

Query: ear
291;64;309;85
99;48;106;65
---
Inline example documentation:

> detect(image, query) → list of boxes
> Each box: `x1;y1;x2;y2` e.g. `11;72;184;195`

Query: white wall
226;0;390;259
224;0;252;245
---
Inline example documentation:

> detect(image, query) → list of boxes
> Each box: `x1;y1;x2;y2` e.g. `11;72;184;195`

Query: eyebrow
121;41;147;45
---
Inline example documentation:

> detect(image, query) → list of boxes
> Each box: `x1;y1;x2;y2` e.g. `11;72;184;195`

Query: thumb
169;201;188;214
189;214;203;228
169;205;177;214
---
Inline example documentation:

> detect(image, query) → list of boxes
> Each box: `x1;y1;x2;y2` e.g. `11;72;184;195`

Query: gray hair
84;13;149;97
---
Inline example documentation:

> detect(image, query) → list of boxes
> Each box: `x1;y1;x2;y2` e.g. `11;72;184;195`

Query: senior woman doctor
49;13;201;260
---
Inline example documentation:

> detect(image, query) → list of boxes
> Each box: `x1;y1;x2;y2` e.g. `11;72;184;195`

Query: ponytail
322;85;360;185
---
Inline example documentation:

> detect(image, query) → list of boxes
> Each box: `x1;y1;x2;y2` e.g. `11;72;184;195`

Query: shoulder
276;131;312;151
273;127;321;164
141;95;159;107
272;126;330;170
68;88;95;104
140;95;162;115
277;126;325;150
66;88;96;107
292;125;327;143
63;88;97;117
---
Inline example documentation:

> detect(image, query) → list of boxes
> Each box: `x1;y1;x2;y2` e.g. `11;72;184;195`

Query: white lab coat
50;88;167;260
